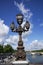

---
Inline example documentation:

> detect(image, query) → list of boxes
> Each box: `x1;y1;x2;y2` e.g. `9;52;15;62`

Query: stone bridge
30;52;43;55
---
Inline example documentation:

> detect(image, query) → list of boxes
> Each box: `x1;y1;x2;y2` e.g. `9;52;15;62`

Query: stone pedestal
11;61;29;65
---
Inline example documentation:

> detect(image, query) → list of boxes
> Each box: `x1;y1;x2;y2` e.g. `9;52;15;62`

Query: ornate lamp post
10;14;30;61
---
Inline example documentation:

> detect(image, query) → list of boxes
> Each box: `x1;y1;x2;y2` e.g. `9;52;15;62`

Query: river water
26;53;43;63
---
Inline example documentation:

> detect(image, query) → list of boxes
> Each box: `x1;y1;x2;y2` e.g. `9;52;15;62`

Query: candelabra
10;14;30;60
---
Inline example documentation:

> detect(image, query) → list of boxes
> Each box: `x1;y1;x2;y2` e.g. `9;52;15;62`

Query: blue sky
0;0;43;51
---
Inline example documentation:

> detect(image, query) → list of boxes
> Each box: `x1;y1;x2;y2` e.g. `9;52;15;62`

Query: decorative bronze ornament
10;14;30;60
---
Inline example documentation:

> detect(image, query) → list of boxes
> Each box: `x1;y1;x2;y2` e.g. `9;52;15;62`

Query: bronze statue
10;14;30;60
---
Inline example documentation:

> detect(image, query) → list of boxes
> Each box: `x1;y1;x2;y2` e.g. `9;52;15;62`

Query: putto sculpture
10;14;30;60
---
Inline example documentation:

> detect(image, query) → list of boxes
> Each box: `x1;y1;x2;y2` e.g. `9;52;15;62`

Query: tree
4;44;14;53
0;45;3;53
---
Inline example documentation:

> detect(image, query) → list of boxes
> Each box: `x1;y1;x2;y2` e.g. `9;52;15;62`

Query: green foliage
32;49;43;52
0;44;16;53
0;45;3;53
4;44;14;53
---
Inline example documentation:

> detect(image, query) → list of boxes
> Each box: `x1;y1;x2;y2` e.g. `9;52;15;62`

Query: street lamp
10;22;15;30
10;14;30;61
16;14;23;25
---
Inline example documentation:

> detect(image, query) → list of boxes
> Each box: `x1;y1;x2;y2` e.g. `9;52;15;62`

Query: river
26;53;43;63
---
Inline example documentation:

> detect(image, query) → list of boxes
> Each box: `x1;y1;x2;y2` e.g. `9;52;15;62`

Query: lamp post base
11;61;29;65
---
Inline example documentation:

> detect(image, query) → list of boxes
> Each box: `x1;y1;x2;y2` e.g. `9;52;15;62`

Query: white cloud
0;19;9;44
0;38;4;43
14;1;33;21
4;35;19;49
40;23;43;27
4;33;29;50
0;19;9;36
4;34;43;50
21;40;43;51
3;32;43;51
29;40;43;50
5;35;19;45
14;1;30;14
21;21;26;28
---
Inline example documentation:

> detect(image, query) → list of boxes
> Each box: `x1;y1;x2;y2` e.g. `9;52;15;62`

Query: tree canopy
0;45;3;53
0;44;15;53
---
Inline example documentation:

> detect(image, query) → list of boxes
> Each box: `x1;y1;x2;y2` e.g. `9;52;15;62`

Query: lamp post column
10;14;30;61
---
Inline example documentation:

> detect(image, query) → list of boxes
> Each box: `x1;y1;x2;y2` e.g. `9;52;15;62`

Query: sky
0;0;43;51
